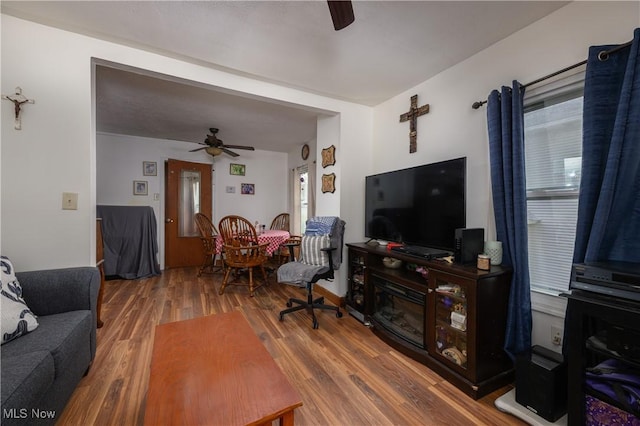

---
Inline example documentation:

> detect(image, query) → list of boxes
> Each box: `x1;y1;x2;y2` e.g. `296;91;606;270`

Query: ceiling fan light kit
205;147;223;156
189;127;255;158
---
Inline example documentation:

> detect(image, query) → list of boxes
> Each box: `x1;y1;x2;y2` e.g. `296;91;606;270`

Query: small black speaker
453;228;484;264
516;345;567;422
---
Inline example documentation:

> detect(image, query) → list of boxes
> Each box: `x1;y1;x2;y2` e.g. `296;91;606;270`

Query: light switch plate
226;186;236;193
62;192;78;210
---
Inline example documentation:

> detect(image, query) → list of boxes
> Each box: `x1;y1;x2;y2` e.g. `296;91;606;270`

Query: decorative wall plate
321;173;336;193
301;143;310;160
321;145;336;168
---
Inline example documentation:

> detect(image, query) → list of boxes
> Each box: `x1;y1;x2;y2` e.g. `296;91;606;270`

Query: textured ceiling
2;1;569;153
95;65;321;151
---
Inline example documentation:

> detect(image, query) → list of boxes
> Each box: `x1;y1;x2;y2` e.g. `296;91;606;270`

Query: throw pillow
301;235;331;266
1;256;39;345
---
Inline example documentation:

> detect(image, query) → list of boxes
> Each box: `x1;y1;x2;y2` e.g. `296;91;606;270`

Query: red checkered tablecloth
216;230;290;256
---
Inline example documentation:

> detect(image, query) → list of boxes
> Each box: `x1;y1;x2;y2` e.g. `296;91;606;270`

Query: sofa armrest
16;267;100;360
16;266;100;321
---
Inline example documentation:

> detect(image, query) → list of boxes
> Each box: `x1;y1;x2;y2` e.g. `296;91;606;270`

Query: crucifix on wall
2;87;35;130
399;94;429;153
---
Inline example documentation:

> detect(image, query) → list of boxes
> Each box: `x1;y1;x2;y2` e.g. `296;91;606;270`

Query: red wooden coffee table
144;311;303;425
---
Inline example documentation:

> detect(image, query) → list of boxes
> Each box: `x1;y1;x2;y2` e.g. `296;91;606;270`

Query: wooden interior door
165;159;212;268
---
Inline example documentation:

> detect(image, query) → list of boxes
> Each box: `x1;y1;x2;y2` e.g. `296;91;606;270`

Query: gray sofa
1;267;99;426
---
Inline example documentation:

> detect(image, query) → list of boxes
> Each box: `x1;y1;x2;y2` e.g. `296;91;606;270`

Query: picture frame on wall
241;183;255;195
133;180;148;196
321;145;336;168
230;163;246;176
143;161;157;176
321;173;336;193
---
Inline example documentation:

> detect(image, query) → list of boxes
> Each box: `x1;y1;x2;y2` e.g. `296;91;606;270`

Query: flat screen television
365;157;466;251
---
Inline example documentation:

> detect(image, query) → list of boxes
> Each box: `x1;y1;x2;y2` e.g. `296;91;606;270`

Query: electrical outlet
551;325;563;346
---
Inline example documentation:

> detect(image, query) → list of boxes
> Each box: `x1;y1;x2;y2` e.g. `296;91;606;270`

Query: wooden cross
399;94;429;153
2;87;35;130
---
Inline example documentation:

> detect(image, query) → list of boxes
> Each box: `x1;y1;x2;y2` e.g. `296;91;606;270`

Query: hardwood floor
58;267;525;425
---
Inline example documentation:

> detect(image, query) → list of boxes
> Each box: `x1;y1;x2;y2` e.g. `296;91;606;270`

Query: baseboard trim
314;284;345;308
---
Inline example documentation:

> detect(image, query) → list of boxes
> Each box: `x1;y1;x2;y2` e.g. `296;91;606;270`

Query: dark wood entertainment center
346;242;514;399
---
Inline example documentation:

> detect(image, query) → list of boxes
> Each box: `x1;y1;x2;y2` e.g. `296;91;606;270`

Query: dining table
216;229;290;256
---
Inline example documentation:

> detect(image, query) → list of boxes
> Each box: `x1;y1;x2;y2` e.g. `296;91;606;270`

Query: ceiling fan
189;128;255;158
327;1;354;31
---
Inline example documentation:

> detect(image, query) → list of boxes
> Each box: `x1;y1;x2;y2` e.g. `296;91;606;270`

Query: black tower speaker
515;345;567;422
453;228;484;264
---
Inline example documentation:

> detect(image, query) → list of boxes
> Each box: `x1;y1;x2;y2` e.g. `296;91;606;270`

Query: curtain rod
471;40;633;109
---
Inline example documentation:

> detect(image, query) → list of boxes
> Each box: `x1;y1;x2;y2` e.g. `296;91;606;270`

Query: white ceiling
2;1;569;153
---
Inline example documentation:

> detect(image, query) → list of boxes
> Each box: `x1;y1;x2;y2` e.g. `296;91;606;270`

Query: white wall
325;111;373;295
371;1;639;350
1;14;372;273
97;133;209;217
1;19;96;270
213;149;288;228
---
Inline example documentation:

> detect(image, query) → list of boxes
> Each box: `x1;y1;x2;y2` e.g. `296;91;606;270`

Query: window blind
524;72;584;295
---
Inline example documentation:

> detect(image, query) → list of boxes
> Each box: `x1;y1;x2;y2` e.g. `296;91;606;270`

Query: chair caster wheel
279;314;284;321
336;311;343;318
286;301;292;307
313;321;319;329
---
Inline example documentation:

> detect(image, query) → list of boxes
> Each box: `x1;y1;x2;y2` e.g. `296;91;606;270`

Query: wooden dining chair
270;213;290;231
194;213;221;276
218;215;269;296
276;235;301;265
269;213;296;264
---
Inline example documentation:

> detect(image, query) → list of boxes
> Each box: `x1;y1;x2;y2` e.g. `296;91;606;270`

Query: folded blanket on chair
277;217;345;286
305;216;337;236
277;262;329;286
306;217;345;269
330;219;345;269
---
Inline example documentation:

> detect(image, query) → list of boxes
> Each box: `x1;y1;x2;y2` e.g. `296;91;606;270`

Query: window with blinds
524;72;584;295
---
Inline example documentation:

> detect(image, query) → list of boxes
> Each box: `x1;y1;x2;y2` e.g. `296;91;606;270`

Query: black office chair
277;217;345;329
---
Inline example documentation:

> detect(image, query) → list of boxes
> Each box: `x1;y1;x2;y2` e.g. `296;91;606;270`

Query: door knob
165;218;174;223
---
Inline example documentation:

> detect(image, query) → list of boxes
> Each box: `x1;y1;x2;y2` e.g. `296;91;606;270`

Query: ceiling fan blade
327;1;354;31
221;148;240;157
189;147;207;152
223;145;255;151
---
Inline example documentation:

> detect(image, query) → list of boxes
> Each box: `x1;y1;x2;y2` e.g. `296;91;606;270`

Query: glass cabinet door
430;272;469;371
347;250;367;313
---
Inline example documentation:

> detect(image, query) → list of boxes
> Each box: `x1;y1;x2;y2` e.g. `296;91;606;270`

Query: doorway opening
293;164;309;235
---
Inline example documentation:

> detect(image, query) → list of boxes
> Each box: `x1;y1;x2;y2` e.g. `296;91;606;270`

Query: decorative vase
484;240;503;265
